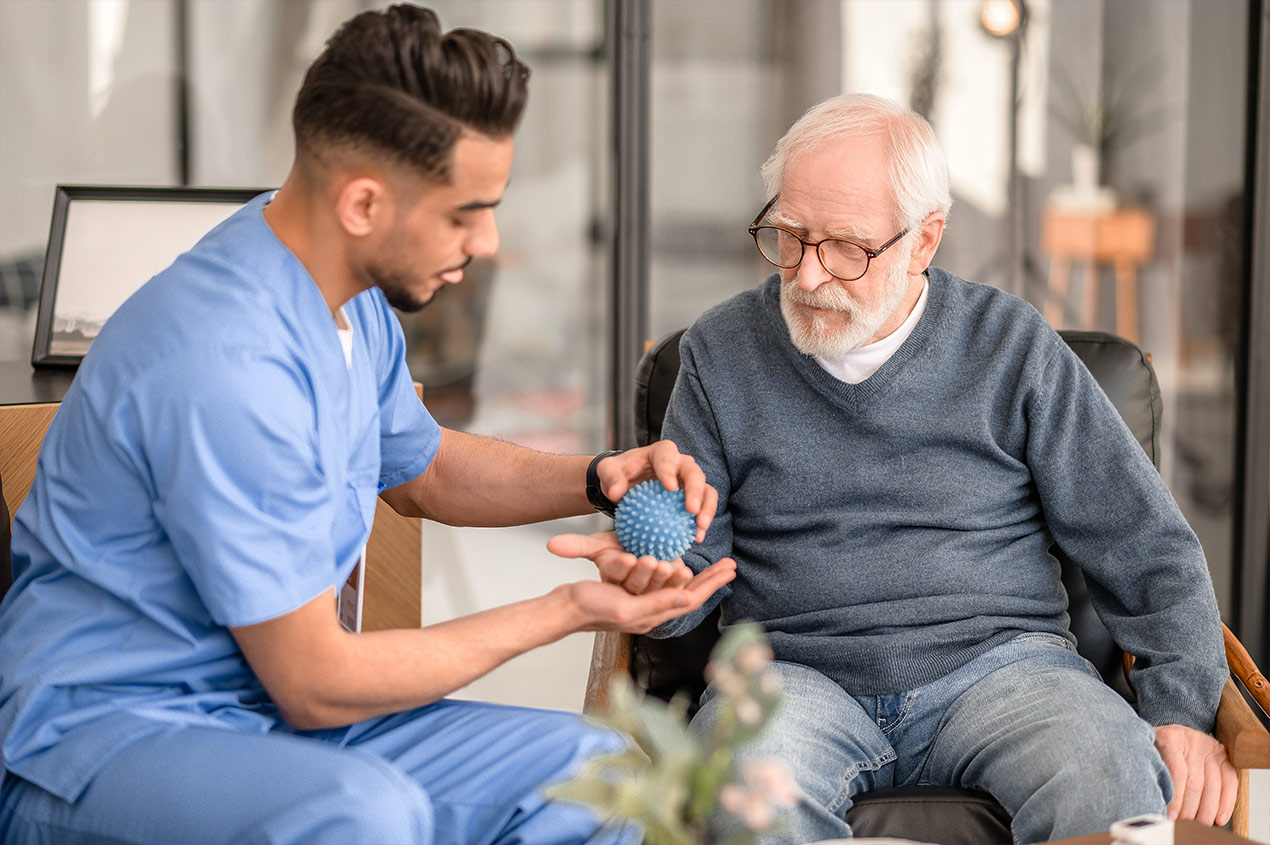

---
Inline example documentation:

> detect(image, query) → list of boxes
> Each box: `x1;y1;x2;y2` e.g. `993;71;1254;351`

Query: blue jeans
0;699;637;845
693;631;1170;844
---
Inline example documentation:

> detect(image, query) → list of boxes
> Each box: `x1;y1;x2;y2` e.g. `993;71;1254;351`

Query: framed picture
31;185;267;368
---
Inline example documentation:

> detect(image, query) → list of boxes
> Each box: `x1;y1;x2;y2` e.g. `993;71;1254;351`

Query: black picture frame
31;185;268;368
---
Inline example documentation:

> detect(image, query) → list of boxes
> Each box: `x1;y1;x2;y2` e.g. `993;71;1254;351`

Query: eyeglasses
748;195;910;282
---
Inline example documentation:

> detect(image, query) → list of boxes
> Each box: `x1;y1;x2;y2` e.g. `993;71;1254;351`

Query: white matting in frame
32;185;267;367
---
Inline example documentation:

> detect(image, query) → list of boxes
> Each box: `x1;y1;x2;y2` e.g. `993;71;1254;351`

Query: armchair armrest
584;631;632;713
1215;676;1270;769
1121;623;1269;766
1216;623;1270;770
1215;624;1269;840
1214;664;1269;839
1223;623;1269;718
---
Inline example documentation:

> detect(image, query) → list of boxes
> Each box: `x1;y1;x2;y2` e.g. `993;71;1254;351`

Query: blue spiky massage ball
613;480;696;561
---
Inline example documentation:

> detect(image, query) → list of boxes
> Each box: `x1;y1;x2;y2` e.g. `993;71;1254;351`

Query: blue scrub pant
0;699;637;845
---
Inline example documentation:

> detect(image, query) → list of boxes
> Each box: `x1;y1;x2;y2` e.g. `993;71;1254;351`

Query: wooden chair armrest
1223;622;1270;718
584;631;632;713
1125;623;1269;765
1215;676;1270;769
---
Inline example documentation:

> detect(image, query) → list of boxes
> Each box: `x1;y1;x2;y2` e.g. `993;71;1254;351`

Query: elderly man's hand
592;440;718;543
1153;723;1237;826
547;531;694;593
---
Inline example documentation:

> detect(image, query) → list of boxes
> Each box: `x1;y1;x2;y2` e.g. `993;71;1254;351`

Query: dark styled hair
292;4;529;181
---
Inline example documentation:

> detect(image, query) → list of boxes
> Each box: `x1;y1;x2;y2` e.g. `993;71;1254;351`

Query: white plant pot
1071;144;1100;196
1049;143;1117;213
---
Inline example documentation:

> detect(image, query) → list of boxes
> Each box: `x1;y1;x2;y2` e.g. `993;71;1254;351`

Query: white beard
780;246;913;358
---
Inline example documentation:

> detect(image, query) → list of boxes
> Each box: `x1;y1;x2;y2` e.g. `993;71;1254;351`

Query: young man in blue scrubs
0;6;736;843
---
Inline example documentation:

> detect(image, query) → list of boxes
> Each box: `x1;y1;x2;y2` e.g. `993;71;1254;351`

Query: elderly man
647;94;1235;843
0;6;734;844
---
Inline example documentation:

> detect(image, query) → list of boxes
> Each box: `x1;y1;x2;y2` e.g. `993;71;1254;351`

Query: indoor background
1;1;1266;837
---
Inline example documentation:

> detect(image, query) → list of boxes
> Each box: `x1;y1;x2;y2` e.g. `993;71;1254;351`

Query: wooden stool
1042;205;1155;343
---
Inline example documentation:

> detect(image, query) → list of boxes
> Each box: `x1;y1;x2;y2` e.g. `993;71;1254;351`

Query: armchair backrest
631;328;1163;707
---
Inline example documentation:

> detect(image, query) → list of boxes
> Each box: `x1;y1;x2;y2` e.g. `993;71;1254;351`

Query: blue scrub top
0;193;440;802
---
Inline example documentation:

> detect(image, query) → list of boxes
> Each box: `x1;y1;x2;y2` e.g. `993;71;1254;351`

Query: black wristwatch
586;450;623;517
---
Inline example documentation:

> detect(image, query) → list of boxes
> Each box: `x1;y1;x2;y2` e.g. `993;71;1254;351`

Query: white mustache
782;279;860;313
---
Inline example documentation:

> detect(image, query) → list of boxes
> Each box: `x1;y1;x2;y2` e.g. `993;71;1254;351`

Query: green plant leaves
548;621;795;845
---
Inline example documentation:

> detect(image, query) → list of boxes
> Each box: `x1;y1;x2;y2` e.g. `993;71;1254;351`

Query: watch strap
586;450;623;517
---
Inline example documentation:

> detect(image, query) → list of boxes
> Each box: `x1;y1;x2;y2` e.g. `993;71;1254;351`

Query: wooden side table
1045;817;1260;844
1042;205;1156;343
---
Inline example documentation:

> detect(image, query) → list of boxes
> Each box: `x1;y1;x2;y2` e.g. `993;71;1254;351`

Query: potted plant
548;622;799;844
1048;60;1169;211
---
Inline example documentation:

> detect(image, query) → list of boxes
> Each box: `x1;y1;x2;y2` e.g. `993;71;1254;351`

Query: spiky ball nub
613;480;696;561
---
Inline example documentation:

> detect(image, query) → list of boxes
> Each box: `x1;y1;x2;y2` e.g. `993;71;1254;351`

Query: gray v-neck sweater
655;268;1224;731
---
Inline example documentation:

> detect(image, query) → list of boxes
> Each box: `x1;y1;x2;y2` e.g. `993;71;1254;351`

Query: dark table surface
0;361;75;406
1045;818;1257;844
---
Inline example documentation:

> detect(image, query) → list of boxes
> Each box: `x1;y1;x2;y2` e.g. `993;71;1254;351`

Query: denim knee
930;654;1169;843
693;661;894;845
1020;707;1168;840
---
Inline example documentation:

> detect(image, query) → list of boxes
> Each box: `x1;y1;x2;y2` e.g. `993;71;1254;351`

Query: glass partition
1;0;177;359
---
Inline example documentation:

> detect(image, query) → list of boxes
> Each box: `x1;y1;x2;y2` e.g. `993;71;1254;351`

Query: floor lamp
980;0;1029;300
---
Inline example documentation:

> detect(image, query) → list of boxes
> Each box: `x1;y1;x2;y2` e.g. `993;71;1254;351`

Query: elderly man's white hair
760;93;953;231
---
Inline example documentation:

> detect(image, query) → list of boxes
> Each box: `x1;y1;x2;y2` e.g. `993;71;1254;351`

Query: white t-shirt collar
814;278;930;384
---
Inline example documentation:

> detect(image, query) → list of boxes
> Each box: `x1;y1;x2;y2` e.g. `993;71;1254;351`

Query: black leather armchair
584;328;1269;843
